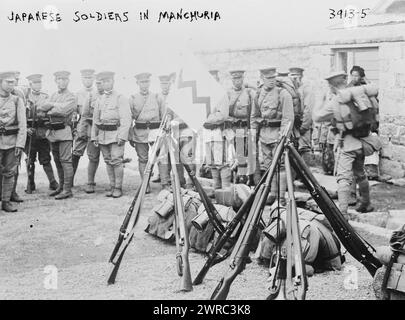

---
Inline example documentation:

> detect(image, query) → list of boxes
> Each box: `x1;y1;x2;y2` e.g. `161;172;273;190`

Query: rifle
210;123;291;299
168;134;192;291
26;99;36;193
178;150;225;235
107;114;169;285
287;142;382;276
192;167;269;285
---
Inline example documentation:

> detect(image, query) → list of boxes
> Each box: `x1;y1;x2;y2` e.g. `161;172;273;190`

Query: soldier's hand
93;141;99;147
15;147;23;157
117;139;125;147
27;128;36;136
129;140;135;148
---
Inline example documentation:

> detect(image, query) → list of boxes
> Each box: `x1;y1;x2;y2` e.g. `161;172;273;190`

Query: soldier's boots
338;184;352;220
158;164;171;190
112;165;124;198
269;171;287;206
43;163;59;191
11;171;23;203
55;163;73;200
72;154;80;176
106;165;115;197
211;168;222;190
220;166;232;189
2;177;17;212
85;160;99;194
85;183;96;194
25;163;36;194
356;178;374;213
49;165;64;196
349;181;357;206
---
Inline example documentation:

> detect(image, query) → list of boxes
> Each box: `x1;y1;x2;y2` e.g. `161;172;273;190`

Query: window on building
332;47;379;84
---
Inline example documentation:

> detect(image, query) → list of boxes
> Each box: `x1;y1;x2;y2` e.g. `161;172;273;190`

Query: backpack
345;100;378;138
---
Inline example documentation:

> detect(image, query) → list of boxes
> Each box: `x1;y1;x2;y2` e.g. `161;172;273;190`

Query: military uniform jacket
76;88;97;116
26;90;49;139
227;87;255;121
38;89;77;143
129;92;164;143
0;94;27;149
77;90;103;139
251;87;294;144
91;90;131;145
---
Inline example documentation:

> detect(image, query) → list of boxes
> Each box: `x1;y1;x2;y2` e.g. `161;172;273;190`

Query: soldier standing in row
0;72;27;212
72;69;97;179
5;71;27;203
75;73;103;193
289;67;314;165
129;73;165;194
38;71;77;200
313;71;378;220
227;70;256;185
251;67;294;205
91;72;131;198
25;74;58;193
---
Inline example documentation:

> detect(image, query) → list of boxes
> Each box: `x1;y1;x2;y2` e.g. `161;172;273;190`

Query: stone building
197;0;405;178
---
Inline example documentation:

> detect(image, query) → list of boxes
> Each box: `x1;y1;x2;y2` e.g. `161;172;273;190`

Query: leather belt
135;121;161;129
0;127;19;136
97;124;118;131
47;122;66;130
261;120;282;128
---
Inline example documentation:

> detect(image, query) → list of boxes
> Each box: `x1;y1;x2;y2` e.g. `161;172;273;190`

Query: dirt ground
0;157;397;300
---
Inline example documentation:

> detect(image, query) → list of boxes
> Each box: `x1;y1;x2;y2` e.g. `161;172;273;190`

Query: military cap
229;70;245;79
289;67;304;76
53;71;70;79
159;74;171;83
26;74;43;82
0;71;17;81
325;71;347;82
80;69;95;77
209;69;219;76
260;67;277;78
135;72;152;81
96;71;115;81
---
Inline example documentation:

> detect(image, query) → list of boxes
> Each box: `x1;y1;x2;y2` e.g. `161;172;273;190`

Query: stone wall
197;40;405;178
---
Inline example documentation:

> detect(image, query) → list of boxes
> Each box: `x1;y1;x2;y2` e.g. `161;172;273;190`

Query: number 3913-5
329;8;370;19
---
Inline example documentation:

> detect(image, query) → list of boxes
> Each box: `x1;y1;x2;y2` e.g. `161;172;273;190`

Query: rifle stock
211;184;266;300
287;142;382;276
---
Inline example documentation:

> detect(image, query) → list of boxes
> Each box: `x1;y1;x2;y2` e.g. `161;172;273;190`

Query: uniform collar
104;90;113;96
31;90;41;95
58;88;67;94
140;90;149;96
233;86;243;92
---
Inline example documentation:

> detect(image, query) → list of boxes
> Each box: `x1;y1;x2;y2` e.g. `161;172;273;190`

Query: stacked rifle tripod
107;117;382;300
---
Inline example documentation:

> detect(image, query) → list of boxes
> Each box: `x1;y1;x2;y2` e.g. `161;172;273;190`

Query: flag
166;51;229;132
